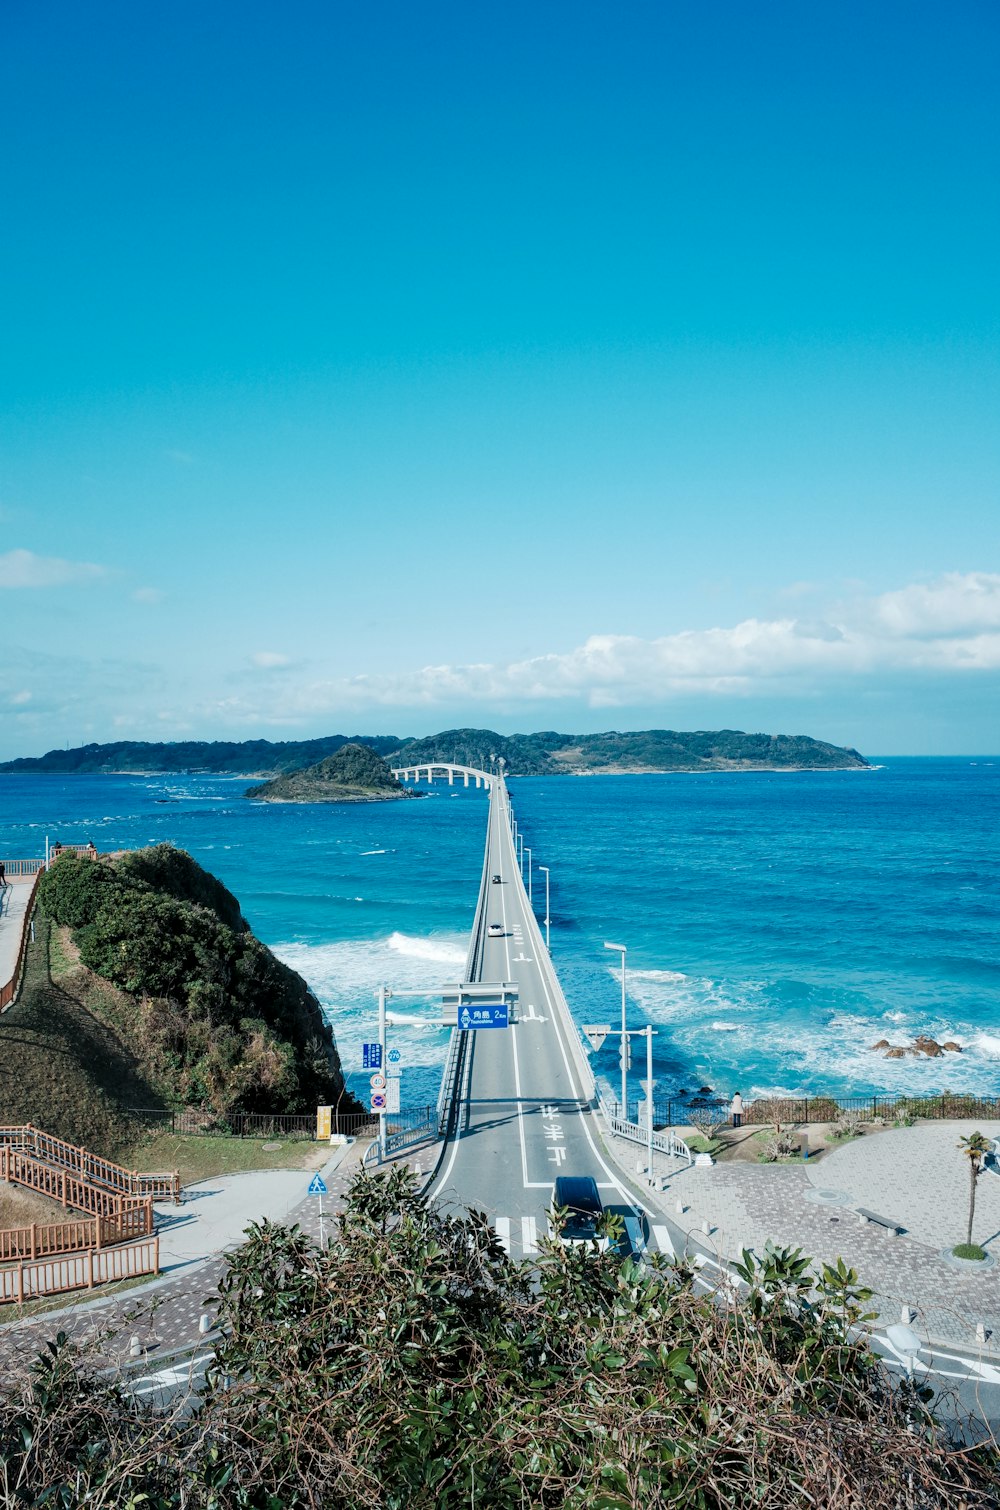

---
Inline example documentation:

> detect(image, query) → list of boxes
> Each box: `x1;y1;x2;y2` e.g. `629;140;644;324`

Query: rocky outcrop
873;1034;962;1059
942;1041;962;1052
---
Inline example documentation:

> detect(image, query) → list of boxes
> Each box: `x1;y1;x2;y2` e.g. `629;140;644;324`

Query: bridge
392;761;497;789
396;763;687;1262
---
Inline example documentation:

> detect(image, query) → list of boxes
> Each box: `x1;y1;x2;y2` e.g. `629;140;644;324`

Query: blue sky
1;0;997;758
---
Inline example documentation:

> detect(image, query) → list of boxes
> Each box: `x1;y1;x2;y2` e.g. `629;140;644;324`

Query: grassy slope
0;917;166;1161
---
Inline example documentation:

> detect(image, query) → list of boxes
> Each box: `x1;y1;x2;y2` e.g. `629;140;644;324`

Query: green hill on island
245;742;417;803
1;727;869;777
0;845;357;1152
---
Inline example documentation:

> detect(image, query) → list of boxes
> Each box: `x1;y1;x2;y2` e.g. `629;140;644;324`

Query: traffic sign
387;1048;401;1063
370;1091;387;1111
582;1023;612;1052
307;1173;328;1196
458;1001;509;1031
619;1040;632;1070
386;1075;401;1113
362;1043;382;1070
370;1073;387;1091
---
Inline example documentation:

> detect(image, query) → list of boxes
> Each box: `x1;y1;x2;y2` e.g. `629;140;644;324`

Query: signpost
386;1075;401;1113
458;1002;509;1031
307;1172;328;1246
362;1043;383;1071
370;1091;387;1112
370;1073;387;1091
387;1048;401;1063
582;1023;611;1052
315;1105;332;1140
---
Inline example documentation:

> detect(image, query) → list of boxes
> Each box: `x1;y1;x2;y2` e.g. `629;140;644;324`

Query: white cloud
132;586;165;604
250;651;292;669
216;571;1000;718
8;690;31;705
0;548;106;589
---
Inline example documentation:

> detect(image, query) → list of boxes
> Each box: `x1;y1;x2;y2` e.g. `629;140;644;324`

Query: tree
958;1130;992;1247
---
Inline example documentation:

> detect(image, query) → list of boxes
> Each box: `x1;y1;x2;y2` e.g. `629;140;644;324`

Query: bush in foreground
1;1167;997;1508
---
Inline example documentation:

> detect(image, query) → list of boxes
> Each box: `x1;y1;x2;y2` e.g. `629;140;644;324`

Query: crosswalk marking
652;1224;674;1256
521;1216;538;1255
494;1217;511;1254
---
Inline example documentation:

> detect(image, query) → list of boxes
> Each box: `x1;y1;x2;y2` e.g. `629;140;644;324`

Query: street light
604;942;628;1113
539;866;550;949
525;846;532;902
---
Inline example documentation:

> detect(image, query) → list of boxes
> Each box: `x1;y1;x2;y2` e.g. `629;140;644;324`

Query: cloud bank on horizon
2;570;998;756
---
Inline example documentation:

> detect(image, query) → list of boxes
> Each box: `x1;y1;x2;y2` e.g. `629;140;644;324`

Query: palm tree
958;1131;992;1247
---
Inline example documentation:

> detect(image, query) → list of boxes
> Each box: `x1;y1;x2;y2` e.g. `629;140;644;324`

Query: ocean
1;759;998;1109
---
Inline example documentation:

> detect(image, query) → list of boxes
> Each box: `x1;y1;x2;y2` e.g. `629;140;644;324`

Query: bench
855;1207;904;1236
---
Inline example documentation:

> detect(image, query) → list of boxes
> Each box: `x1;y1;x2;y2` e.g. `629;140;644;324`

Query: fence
0;859;45;878
0;1199;153;1263
364;1109;440;1165
0;1126;180;1204
0;1236;159;1305
597;1089;693;1166
0;869;43;1012
125;1104;438;1142
610;1092;1000;1130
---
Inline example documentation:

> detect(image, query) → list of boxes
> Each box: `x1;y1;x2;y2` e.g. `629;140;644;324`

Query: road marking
521;1216;538;1255
547;1146;567;1165
652;1224;674;1256
131;1352;215;1397
495;1216;511;1254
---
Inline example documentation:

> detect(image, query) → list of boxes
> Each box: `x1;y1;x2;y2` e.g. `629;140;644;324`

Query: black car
552;1175;606;1247
491;873;502;883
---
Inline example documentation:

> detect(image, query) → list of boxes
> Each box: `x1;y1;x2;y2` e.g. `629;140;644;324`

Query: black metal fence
127;1105;437;1141
614;1092;1000;1130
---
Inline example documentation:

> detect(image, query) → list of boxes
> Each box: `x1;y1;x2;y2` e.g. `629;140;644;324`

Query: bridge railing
596;1086;693;1166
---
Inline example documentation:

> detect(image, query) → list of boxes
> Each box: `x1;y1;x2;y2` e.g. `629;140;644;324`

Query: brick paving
606;1119;1000;1352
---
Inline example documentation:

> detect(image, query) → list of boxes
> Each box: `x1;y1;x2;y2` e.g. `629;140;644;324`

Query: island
0;727;870;778
244;742;418;804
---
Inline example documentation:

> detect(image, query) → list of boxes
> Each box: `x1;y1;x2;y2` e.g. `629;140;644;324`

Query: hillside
1;726;870;778
7;846;358;1139
245;742;417;803
0;734;401;776
387;727;870;774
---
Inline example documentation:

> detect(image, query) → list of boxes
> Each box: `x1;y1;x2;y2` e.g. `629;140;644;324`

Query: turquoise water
1;759;998;1108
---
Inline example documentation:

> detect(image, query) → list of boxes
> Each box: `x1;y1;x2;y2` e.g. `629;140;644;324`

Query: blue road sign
387;1048;401;1063
362;1042;383;1070
458;1002;509;1031
307;1174;328;1196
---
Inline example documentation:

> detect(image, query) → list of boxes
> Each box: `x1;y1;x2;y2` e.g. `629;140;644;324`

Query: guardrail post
60;1169;66;1209
86;1247;93;1290
30;1223;36;1260
17;1260;23;1306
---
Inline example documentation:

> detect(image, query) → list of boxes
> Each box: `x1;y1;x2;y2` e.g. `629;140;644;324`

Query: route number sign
387;1048;401;1063
362;1043;382;1070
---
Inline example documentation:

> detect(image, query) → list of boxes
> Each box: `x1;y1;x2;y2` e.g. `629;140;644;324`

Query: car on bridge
487;922;506;937
491;873;502;883
552;1175;610;1250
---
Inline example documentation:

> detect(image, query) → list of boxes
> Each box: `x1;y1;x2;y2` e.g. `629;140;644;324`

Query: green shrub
952;1243;988;1261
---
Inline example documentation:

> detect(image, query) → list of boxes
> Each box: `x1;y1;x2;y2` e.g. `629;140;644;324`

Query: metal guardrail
596;1090;693;1165
364;1111;438;1165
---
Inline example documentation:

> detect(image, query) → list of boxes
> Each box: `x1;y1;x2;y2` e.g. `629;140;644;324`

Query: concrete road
428;782;677;1262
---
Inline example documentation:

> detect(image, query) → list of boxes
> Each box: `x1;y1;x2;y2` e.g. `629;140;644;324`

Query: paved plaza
623;1119;1000;1349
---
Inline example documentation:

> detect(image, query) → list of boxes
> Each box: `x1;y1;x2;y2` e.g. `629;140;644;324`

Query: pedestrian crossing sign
307;1174;328;1196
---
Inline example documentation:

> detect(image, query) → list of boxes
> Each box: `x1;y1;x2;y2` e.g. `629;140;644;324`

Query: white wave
971;1033;1000;1060
360;849;386;856
710;1021;741;1032
387;931;466;966
626;968;689;984
882;1010;908;1024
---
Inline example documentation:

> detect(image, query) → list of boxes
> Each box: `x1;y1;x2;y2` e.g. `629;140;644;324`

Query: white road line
495;1217;511;1254
652;1224;675;1256
521;1216;538;1255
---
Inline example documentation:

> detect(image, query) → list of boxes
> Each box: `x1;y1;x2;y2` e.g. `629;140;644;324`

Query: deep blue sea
2;759;998;1109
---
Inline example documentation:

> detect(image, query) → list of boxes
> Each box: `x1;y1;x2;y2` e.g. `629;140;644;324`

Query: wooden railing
0;1198;153;1262
0;859;45;877
0;1236;159;1305
0;1125;180;1203
0;870;43;1013
0;1129;180;1209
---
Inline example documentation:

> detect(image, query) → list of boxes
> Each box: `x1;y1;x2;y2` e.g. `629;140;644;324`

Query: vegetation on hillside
245;741;415;803
36;846;353;1120
0;726;868;777
0;1168;994;1507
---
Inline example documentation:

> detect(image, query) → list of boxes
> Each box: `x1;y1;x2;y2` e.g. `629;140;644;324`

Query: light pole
604;942;628;1114
525;846;532;902
539;866;550;949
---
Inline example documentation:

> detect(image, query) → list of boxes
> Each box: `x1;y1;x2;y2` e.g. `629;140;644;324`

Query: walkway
611;1119;1000;1349
0;878;34;990
0;1140;364;1368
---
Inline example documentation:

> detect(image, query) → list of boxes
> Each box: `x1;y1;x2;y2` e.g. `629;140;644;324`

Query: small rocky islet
869;1034;962;1059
